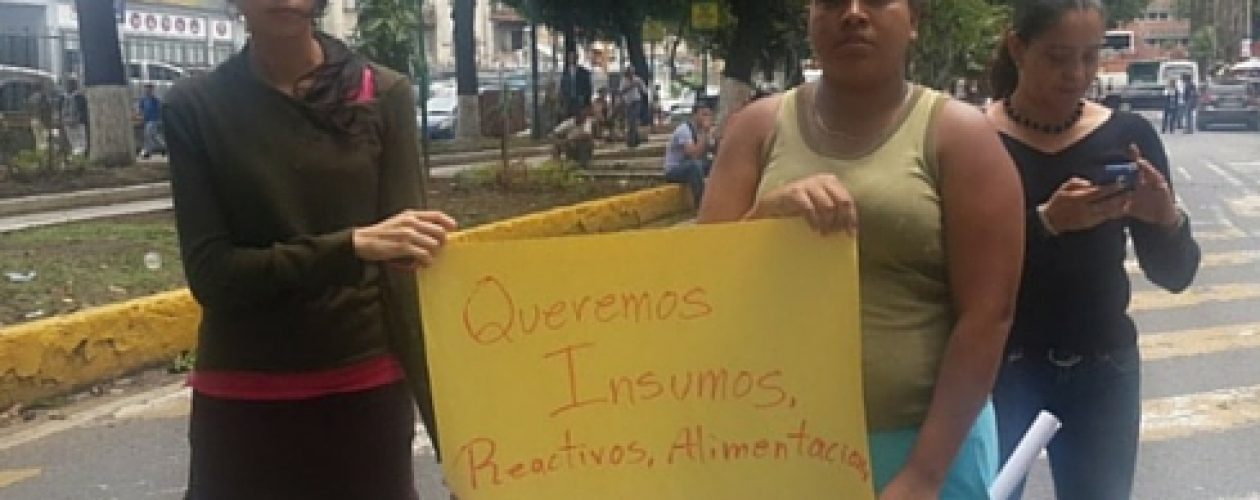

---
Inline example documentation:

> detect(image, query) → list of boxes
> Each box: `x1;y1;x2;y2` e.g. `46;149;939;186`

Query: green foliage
355;0;421;75
453;159;588;192
169;351;196;374
530;159;589;191
912;0;1010;90
4;148;95;181
995;0;1151;25
1191;25;1217;67
6;149;44;180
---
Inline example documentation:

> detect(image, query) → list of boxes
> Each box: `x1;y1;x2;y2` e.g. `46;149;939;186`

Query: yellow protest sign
419;219;872;500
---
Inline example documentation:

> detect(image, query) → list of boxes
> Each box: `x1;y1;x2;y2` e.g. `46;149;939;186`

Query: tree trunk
784;47;803;89
75;0;133;167
454;0;481;139
667;19;685;84
622;20;650;83
563;24;577;57
414;0;432;208
716;0;768;131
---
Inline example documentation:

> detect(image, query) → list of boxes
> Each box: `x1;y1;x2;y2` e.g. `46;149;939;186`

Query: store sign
132;0;227;8
123;11;209;40
57;5;233;41
210;20;234;41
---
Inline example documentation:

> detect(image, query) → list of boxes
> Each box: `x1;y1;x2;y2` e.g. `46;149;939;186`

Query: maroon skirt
184;381;420;500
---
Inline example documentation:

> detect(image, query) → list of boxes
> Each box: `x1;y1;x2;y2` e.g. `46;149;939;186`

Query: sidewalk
0;138;667;234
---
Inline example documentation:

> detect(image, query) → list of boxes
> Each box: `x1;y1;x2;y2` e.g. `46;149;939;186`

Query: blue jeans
665;158;711;207
992;344;1141;500
870;403;999;499
143;120;165;154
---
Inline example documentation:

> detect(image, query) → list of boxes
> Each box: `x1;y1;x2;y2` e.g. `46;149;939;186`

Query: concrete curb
0;185;692;409
0;183;171;219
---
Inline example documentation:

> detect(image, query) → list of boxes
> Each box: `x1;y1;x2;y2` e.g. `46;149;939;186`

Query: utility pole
416;0;432;207
529;0;541;141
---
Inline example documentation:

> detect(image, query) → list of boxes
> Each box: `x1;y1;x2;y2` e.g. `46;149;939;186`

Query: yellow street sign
692;2;722;31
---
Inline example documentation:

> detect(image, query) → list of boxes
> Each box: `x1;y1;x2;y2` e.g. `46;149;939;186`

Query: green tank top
757;83;952;430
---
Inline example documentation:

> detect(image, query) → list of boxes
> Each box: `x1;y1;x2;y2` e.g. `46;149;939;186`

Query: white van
126;60;186;99
1122;60;1200;110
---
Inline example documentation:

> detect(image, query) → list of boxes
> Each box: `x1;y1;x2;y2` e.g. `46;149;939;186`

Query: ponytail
986;0;1104;101
989;33;1019;100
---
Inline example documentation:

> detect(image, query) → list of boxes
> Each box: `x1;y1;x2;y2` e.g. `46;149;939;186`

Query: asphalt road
0;116;1258;500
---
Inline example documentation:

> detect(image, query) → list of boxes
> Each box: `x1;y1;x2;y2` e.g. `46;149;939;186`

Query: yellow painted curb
0;185;691;409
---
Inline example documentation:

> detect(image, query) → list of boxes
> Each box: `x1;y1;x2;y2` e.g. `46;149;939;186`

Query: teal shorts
868;402;998;499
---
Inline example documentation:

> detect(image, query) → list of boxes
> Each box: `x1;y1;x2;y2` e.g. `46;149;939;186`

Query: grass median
0;175;663;327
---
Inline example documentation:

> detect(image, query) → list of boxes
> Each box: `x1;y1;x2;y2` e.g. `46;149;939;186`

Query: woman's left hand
1126;144;1181;230
878;468;941;500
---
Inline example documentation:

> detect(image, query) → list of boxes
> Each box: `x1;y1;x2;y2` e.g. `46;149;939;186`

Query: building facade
1103;0;1256;74
0;0;244;79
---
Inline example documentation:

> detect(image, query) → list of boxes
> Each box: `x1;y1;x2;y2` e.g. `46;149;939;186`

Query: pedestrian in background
559;49;592;119
165;0;456;498
1181;73;1198;134
61;79;88;156
619;65;648;148
662;100;715;207
986;1;1201;498
699;0;1026;497
137;84;164;159
552;104;595;168
1162;78;1181;134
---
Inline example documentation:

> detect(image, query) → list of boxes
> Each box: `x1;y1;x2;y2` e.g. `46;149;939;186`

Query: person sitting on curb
552;105;596;168
662;101;715;207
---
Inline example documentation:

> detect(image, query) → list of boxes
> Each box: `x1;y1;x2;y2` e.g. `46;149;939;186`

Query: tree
356;0;421;74
1100;0;1155;25
713;0;772;124
357;0;432;205
501;0;688;81
75;0;134;167
454;0;481;139
912;0;1009;91
991;0;1149;25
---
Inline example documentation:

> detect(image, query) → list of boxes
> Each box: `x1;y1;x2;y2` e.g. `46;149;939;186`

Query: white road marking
1141;384;1260;443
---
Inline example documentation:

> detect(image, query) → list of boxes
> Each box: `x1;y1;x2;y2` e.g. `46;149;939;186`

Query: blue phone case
1099;162;1139;191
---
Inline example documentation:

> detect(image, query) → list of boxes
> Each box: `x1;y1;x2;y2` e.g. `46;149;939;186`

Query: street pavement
0;118;1259;499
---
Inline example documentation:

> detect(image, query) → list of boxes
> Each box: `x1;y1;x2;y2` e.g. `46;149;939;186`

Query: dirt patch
0;177;664;327
0;163;172;199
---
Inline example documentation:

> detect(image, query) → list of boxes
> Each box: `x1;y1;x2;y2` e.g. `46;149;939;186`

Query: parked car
1121;60;1199;110
1197;81;1259;131
126;60;186;99
0;65;55;116
0;65;58;161
419;95;458;140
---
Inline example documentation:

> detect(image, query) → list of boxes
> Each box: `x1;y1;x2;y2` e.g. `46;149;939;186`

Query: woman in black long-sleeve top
983;2;1200;499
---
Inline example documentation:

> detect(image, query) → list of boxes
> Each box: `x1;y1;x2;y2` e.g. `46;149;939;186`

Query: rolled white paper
989;410;1063;500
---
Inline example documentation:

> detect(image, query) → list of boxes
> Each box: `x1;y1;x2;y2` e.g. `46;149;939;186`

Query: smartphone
1095;162;1139;193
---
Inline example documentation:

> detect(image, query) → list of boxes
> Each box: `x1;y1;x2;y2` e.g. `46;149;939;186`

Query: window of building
150;65;181;81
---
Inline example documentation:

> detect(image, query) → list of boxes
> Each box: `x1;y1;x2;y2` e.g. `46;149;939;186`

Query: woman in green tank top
699;1;1025;498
